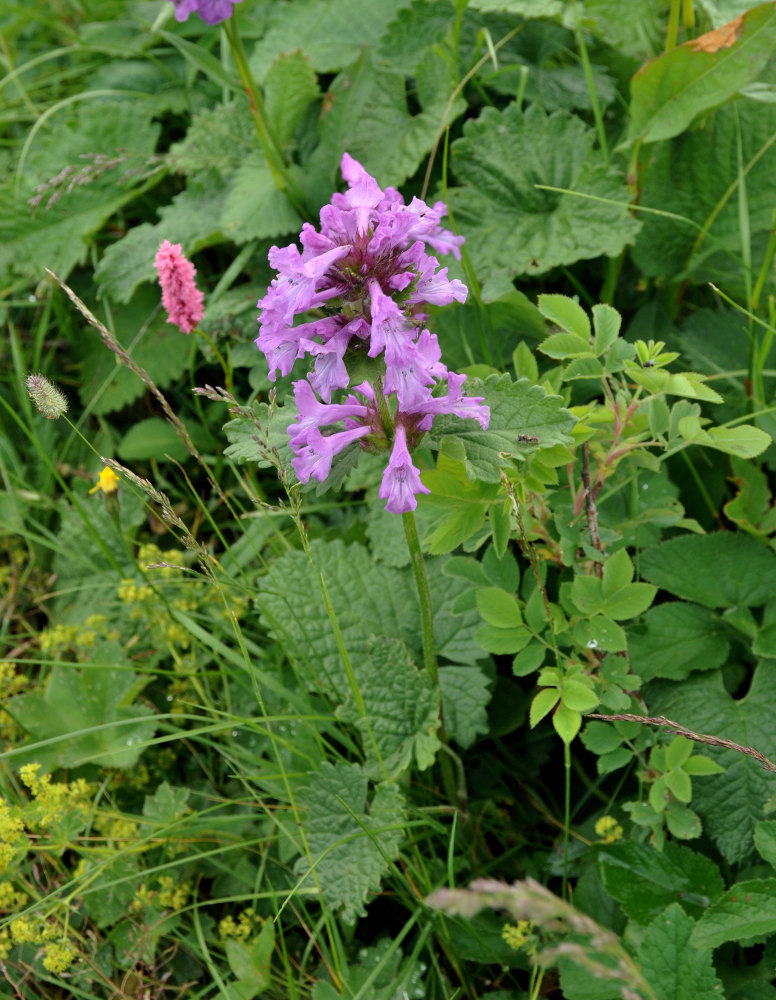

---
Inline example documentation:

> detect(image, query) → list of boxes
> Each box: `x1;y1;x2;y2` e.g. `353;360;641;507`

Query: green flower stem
223;19;310;221
402;510;465;813
193;326;231;392
402;510;438;686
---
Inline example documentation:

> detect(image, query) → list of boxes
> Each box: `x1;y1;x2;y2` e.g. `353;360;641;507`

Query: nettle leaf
95;176;226;303
336;637;441;777
639;903;724;1000
633;100;776;282
691;878;776;949
222;151;301;243
628;602;730;681
256;541;485;698
379;0;455;73
596;841;724;924
447;102;641;281
223;401;295;472
439;665;492;748
0;101;159;283
9;655;156;769
628;2;776;144
648;664;776;863
295;762;404;924
264;50;320;147
248;0;410;79
426;374;576;484
639;533;776;608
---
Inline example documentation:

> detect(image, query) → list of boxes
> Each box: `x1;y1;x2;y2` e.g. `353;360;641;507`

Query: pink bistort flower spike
154;240;205;334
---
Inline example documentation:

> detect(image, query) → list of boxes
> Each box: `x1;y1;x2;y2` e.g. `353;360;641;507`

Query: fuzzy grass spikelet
25;373;68;420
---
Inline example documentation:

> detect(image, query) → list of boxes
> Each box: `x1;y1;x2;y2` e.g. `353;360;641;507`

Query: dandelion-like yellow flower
88;466;120;495
595;815;623;843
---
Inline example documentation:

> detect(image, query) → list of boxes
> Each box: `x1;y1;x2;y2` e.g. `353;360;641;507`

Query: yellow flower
88;466;120;495
42;941;75;973
595;815;623;843
502;920;534;950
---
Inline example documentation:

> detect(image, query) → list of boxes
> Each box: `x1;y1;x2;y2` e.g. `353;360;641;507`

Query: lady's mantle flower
256;153;489;514
154;240;205;334
171;0;242;25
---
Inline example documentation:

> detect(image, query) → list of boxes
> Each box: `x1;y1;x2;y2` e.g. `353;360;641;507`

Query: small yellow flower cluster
42;940;75;974
157;875;191;910
38;616;115;655
138;543;186;578
0;662;29;735
501;920;535;951
0;798;26;874
0;880;28;912
20;763;91;828
9;913;60;944
118;579;154;604
594;815;623;844
219;908;255;941
94;812;139;848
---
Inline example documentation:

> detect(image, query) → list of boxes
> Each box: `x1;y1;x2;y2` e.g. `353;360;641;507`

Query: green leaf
664;802;703;841
225;921;274;998
628;602;730;681
512;643;546;677
602;548;634;595
600;582;657;620
448;102;641;281
581;721;623;756
597;841;724;924
682;756;725;776
379;0;455;73
691;878;776;949
666;737;693;771
439;665;492;748
755;820;776;869
539;332;593;359
426;374;576;484
572;615;627;653
336;637;441;777
0;102;160;283
553;703;582;744
592;303;622;355
561;679;599;713
648;664;776;863
475;624;532;654
633;100;776;282
157;28;240;90
476;588;523;629
664;769;692;803
142;782;191;827
639;903;724;1000
538;294;591;339
295;763;403;924
697;423;772;459
530;688;560;727
118;417;191;463
264;50;320;147
257;541;485;699
627;3;776;143
223;400;296;472
222;152;301;242
639;533;776;608
9;657;156;769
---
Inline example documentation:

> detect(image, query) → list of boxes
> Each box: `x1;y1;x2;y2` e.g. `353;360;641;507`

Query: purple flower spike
171;0;242;25
256;152;489;514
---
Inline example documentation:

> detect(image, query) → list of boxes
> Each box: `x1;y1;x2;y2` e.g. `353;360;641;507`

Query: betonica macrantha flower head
256;153;489;514
171;0;242;25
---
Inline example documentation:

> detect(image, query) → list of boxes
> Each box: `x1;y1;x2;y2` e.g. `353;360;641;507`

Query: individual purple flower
256;152;490;513
171;0;242;25
379;424;430;514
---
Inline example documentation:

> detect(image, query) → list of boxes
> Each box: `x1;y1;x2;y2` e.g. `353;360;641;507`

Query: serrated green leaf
475;624;532;654
530;688;560;728
448;102;641;280
627;3;776;143
755;820;776;869
592;303;621;355
560;680;598;713
600;582;657;620
648;665;776;863
640;533;776;608
142;782;191;826
264;50;320;147
225;920;274;996
118;417;198;463
539;332;593;359
379;0;455;72
602;548;633;595
336;637;441;777
295;762;404;923
664;802;703;840
698;423;772;459
666;736;694;771
0;102;160;283
537;294;591;338
597;841;724;924
9;657;155;769
572;615;627;653
682;756;725;776
664;769;692;804
476;587;523;629
582;721;623;755
639;903;723;1000
553;703;582;743
222;152;301;242
427;374;575;484
691;877;776;949
439;665;492;748
570;574;604;615
257;541;485;699
512;643;546;677
628;602;730;681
